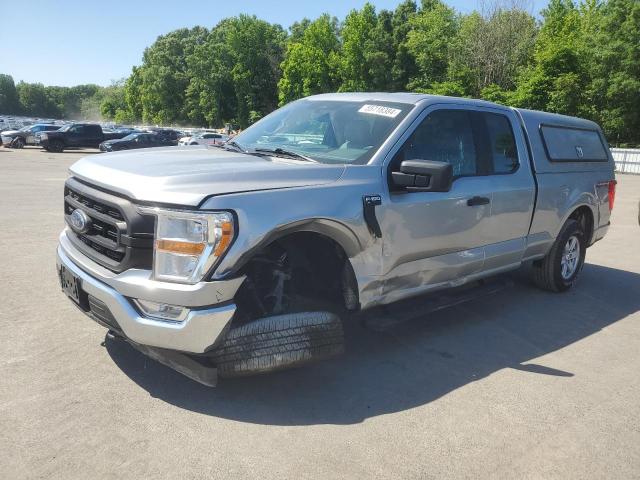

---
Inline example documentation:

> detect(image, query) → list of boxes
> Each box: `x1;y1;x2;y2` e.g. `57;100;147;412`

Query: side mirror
392;159;453;192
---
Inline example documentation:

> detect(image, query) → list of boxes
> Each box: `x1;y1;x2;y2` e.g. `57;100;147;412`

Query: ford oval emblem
69;209;91;233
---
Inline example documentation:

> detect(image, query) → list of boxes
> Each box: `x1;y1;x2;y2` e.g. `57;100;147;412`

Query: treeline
1;0;638;145
0;75;123;121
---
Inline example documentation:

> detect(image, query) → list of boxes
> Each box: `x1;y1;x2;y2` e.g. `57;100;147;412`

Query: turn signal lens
214;220;234;257
156;239;205;255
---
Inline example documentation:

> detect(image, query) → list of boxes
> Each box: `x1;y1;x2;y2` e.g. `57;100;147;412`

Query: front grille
66;188;124;220
76;233;125;262
64;178;154;272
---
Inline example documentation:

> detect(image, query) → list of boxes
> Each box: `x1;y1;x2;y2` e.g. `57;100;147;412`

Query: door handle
467;196;490;206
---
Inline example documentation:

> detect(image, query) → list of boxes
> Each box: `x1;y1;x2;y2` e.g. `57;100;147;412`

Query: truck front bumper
57;230;244;354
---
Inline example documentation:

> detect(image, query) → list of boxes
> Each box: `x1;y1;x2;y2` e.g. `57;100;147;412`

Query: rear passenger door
474;108;536;272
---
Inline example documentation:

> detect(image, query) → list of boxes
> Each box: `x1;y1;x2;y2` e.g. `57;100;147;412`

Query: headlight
139;208;234;284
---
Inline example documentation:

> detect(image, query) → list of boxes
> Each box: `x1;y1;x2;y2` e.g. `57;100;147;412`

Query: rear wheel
531;219;586;292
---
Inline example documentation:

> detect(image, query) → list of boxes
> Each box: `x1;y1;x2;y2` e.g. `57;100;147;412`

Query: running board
361;276;513;332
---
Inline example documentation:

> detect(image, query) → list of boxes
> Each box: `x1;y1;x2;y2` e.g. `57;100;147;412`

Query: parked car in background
1;124;61;148
148;128;181;145
178;132;229;146
99;132;175;152
38;123;129;152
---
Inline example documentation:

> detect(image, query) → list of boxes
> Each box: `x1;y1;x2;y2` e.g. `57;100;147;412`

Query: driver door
378;106;494;299
67;125;84;147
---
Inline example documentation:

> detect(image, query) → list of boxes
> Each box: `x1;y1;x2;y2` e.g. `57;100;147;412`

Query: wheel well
568;206;594;245
233;231;358;324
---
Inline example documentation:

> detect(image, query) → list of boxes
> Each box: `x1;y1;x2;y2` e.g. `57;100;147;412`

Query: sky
0;0;548;87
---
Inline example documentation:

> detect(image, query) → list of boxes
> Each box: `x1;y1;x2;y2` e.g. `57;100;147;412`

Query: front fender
199;165;385;286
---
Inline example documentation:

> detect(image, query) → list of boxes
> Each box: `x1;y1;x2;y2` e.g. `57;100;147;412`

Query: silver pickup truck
56;93;616;385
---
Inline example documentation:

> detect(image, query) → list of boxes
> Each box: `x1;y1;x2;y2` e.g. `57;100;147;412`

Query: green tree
185;35;236;127
186;16;285;128
405;0;458;91
289;18;312;43
123;67;144;122
511;0;587;116
390;1;419;90
278;14;341;104
136;27;209;124
339;3;394;91
16;82;61;117
100;81;128;120
588;0;640;145
450;6;537;97
0;74;21;114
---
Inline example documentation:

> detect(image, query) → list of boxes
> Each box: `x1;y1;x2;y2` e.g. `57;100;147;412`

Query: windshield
232;99;413;164
19;126;32;132
58;125;72;132
122;133;139;141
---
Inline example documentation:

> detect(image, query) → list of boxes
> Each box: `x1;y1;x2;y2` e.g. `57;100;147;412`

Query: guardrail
611;148;640;174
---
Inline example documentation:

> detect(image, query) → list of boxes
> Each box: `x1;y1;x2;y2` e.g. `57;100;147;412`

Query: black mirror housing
392;159;453;192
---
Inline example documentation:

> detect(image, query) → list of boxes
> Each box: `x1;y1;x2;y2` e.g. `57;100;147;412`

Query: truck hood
69;146;346;206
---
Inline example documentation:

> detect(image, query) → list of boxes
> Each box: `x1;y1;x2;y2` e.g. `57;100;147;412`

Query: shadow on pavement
106;263;640;425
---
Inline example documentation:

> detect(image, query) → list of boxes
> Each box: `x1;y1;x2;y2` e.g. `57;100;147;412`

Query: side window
69;126;82;134
394;109;477;177
540;125;607;162
483;112;518;173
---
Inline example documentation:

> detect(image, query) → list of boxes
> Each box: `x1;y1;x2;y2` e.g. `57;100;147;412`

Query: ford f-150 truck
56;93;616;385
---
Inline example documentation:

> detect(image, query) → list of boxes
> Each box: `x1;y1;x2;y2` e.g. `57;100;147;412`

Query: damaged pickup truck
57;93;616;385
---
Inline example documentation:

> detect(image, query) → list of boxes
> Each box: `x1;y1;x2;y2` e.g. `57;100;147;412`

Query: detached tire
212;311;344;378
531;219;586;292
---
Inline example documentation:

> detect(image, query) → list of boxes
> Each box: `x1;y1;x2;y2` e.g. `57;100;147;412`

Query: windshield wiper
253;147;318;163
223;140;246;153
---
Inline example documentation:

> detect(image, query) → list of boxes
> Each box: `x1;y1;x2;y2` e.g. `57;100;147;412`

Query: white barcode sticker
358;104;402;118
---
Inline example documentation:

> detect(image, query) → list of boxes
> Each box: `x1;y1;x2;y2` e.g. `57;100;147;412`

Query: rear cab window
540;125;608;162
484;112;518;174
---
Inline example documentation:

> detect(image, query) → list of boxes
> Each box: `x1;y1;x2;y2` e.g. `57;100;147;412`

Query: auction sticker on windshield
358;104;402;118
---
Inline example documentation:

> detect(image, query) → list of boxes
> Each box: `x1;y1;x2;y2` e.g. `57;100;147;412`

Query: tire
12;137;25;149
211;311;344;378
49;140;64;153
531;219;586;292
